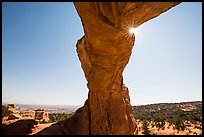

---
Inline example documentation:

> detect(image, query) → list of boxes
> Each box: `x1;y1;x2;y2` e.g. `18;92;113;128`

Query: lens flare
129;28;137;34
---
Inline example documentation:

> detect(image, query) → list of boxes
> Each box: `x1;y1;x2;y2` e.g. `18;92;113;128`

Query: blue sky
2;2;202;106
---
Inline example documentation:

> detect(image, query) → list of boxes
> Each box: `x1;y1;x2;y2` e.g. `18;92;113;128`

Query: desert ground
29;122;54;135
28;120;202;135
135;120;202;135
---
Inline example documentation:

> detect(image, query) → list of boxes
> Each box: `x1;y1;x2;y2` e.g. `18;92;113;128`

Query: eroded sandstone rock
2;119;38;135
20;110;36;119
7;113;21;120
2;104;16;117
2;104;50;135
36;2;180;135
34;109;49;122
2;104;21;121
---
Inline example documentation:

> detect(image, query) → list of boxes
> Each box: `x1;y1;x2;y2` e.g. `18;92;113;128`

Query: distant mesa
2;104;49;122
2;104;49;135
34;109;49;122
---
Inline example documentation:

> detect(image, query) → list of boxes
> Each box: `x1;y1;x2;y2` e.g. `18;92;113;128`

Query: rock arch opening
36;2;181;135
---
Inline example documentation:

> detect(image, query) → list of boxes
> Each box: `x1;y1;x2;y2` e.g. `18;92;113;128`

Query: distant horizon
2;99;202;107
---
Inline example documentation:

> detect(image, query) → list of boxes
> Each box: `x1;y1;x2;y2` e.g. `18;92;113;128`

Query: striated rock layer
36;2;180;135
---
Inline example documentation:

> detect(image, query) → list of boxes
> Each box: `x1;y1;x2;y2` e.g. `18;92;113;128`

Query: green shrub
142;121;151;135
48;112;75;123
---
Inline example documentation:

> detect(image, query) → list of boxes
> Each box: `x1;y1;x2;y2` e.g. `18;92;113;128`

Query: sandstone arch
36;2;180;135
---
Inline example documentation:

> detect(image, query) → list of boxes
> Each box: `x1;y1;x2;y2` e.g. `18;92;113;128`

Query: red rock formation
7;113;21;120
20;110;36;119
2;119;38;135
2;105;50;135
2;104;16;117
2;104;21;121
34;109;49;122
36;2;180;135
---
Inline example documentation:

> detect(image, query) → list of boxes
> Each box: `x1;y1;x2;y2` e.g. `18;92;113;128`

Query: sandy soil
29;122;55;135
135;120;202;135
3;119;202;135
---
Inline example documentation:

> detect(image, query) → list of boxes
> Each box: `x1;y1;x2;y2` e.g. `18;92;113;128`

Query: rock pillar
76;31;136;134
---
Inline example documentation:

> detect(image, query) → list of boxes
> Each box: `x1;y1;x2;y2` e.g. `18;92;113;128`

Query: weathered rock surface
20;110;36;119
34;109;49;122
36;2;180;135
7;113;21;120
18;109;49;122
2;104;21;121
2;104;16;117
2;105;49;134
2;119;38;135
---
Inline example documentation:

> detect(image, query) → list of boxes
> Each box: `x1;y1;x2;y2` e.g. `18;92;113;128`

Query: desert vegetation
38;112;75;124
2;101;201;135
132;101;202;135
36;101;202;134
37;101;202;135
